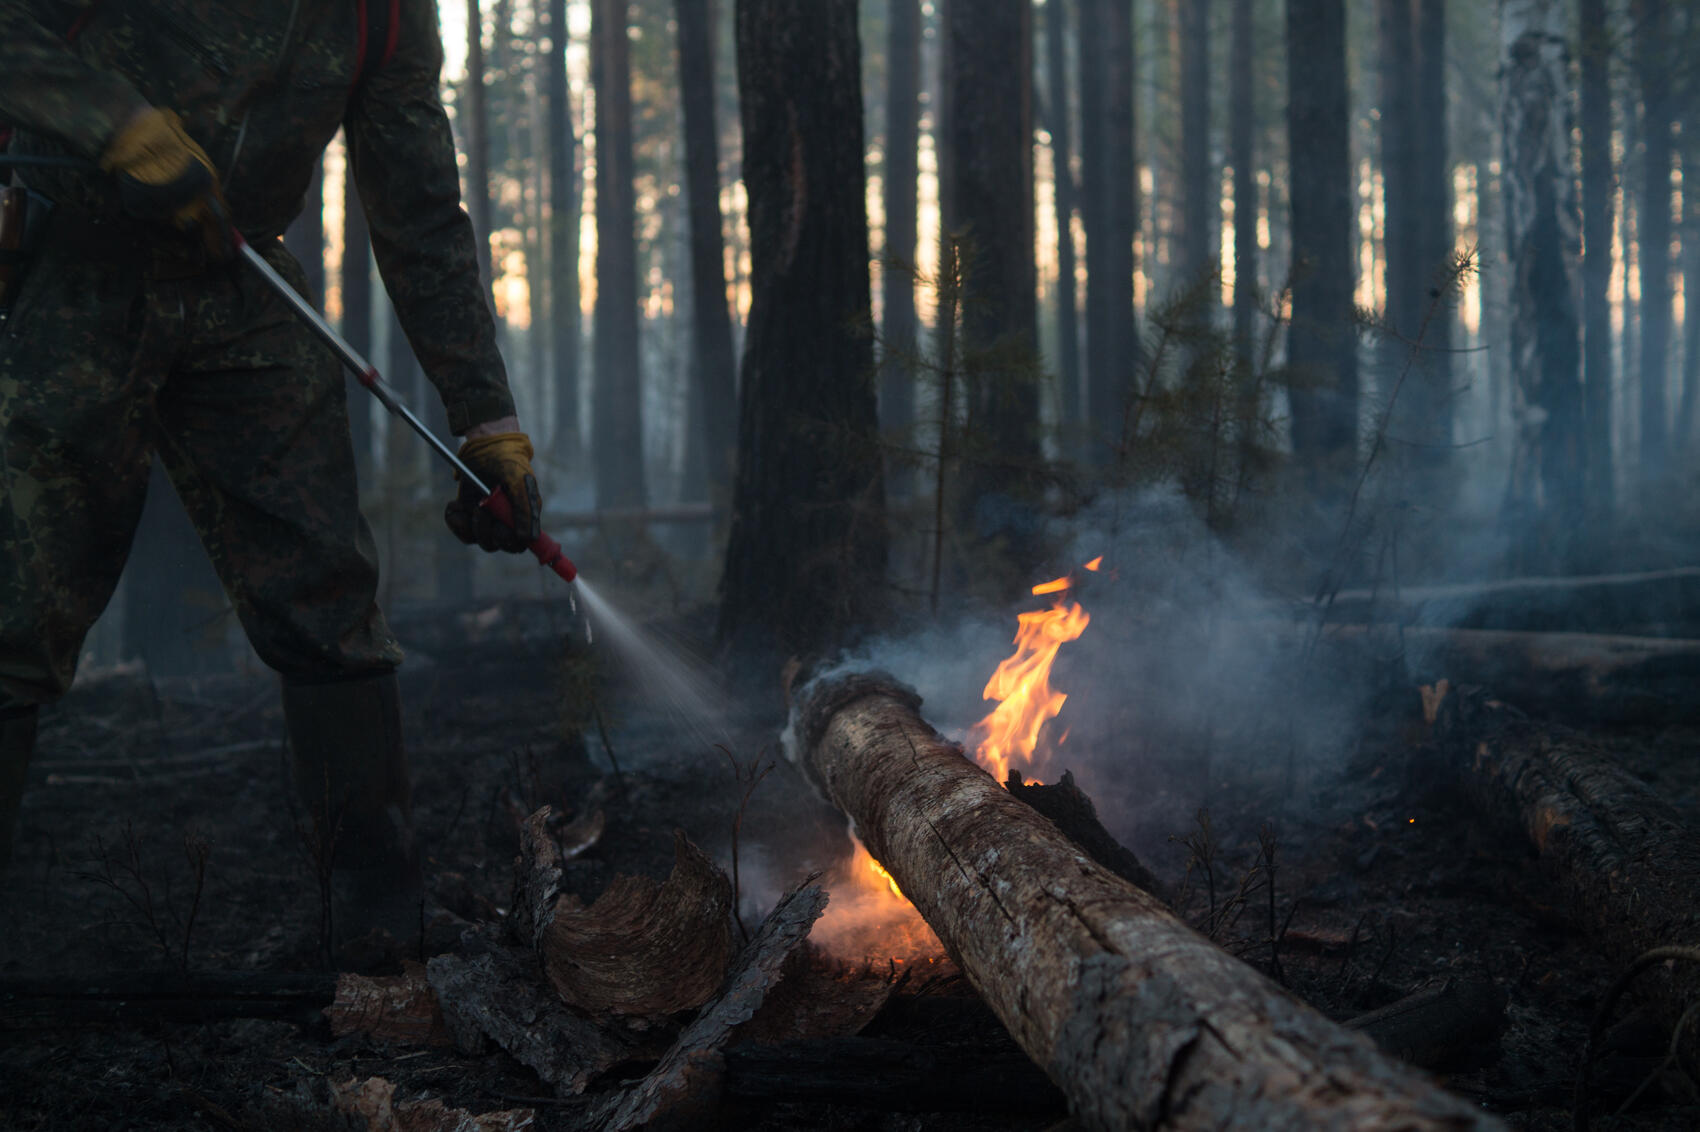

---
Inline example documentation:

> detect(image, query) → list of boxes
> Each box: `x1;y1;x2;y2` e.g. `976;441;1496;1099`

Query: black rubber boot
0;706;38;871
282;671;428;966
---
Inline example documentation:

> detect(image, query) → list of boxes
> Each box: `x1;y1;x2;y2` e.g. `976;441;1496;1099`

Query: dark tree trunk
1501;0;1584;571
343;167;374;483
1380;0;1452;478
1229;0;1255;360
1043;0;1081;425
881;0;922;463
546;0;583;469
1285;0;1358;496
592;0;647;509
675;0;739;503
465;0;499;323
1178;0;1213;293
283;160;325;307
1579;0;1615;515
1680;110;1700;452
944;0;1041;521
1634;0;1672;492
1079;0;1139;467
719;0;885;661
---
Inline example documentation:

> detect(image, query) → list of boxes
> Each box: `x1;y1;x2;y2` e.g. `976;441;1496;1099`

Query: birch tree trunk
881;0;922;463
1043;0;1082;426
1500;0;1584;570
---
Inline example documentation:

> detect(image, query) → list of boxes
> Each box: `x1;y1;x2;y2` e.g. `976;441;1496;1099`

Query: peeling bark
789;672;1500;1132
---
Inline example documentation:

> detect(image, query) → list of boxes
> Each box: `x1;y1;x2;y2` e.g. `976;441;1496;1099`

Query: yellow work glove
100;108;233;259
444;432;542;554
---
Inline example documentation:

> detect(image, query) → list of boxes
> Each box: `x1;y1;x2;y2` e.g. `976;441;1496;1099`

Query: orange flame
970;562;1097;783
812;837;939;961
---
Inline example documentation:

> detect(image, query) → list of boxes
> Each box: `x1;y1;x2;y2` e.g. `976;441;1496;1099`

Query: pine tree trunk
1413;0;1452;457
1500;0;1584;571
465;0;499;323
592;0;648;509
1579;0;1615;515
881;0;922;468
1178;0;1213;294
1043;0;1081;426
1079;0;1138;468
1285;0;1358;497
1229;0;1255;360
944;0;1041;522
546;0;583;469
1680;114;1700;452
343;163;374;483
676;0;739;503
718;0;884;661
1634;0;1672;492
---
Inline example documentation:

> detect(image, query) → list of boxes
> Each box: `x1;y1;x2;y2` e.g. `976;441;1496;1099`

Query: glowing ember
812;837;940;962
969;561;1098;784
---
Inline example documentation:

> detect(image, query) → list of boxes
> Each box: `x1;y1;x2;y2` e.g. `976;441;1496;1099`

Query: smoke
796;484;1388;875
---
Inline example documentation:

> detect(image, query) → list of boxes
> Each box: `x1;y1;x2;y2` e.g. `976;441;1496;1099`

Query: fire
812;836;940;962
969;561;1098;783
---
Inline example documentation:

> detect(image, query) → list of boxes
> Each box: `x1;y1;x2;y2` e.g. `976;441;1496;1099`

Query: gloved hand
100;107;233;258
444;431;542;553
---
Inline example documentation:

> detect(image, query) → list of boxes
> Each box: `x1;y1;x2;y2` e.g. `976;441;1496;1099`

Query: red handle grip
480;489;579;583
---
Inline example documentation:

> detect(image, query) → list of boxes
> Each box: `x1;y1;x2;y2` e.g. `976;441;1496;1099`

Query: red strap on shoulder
381;0;401;70
352;0;370;88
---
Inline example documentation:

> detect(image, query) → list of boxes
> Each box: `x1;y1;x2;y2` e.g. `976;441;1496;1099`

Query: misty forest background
96;0;1700;675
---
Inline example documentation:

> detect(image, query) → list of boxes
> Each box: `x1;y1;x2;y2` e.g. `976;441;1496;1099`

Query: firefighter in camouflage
0;0;544;953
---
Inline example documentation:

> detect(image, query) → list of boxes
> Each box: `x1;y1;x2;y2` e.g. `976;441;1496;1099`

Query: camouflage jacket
0;0;513;434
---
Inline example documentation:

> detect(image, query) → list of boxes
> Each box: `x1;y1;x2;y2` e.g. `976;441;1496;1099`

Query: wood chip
327;962;452;1047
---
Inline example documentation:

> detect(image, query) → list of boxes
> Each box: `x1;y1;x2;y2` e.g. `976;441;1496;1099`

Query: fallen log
1343;976;1508;1071
1433;687;1700;1047
722;1036;1065;1113
0;971;337;1029
1292;566;1700;637
789;672;1499;1131
1297;624;1700;726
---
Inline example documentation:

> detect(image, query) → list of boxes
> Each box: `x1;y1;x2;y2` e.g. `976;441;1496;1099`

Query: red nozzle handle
480;489;579;583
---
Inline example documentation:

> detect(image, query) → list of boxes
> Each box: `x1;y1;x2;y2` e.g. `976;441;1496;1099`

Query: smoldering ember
5;2;1700;1131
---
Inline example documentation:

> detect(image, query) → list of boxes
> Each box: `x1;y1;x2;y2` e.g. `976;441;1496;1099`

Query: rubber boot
282;671;426;966
0;706;38;871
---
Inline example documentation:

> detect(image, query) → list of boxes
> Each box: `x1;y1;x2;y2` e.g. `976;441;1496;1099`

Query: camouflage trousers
0;219;402;712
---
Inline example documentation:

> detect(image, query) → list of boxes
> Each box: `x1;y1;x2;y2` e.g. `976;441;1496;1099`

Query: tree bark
718;0;885;661
1043;0;1081;427
789;673;1502;1132
1079;0;1139;468
343;161;374;483
591;0;648;509
1434;687;1700;1043
1178;0;1214;295
676;0;739;504
546;0;583;469
1229;0;1256;361
464;0;499;323
1579;0;1614;516
881;0;922;466
944;0;1041;527
1500;0;1584;571
1285;0;1358;499
1634;0;1672;492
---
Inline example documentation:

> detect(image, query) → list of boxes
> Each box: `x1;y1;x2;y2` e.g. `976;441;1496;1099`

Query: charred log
1343;976;1508;1071
0;971;336;1029
789;671;1500;1131
1434;687;1700;1046
723;1036;1065;1113
1006;768;1163;898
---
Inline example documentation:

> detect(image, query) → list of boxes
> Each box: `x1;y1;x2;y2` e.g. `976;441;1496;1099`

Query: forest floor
2;594;1699;1131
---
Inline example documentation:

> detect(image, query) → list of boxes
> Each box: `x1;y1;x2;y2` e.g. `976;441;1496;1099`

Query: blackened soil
3;605;1698;1130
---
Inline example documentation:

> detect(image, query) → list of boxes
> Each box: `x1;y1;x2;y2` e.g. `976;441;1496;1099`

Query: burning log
1433;687;1700;1043
789;672;1501;1132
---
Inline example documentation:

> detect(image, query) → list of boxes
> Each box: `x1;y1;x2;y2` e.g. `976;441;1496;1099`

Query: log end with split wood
787;670;1502;1131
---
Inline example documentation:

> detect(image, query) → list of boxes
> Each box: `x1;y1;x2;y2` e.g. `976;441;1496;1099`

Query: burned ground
2;599;1698;1131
